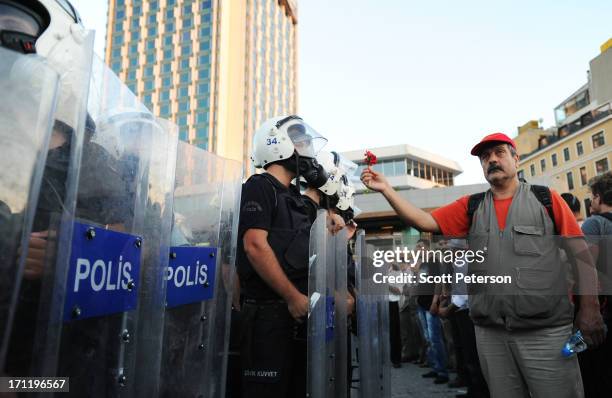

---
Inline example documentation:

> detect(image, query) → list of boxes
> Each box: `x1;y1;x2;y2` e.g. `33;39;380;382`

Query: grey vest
467;182;574;330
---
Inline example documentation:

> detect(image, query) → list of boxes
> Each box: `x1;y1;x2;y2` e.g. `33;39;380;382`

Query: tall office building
105;0;298;167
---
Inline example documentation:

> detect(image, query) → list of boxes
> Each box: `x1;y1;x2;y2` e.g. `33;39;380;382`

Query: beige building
105;0;298;169
517;40;612;220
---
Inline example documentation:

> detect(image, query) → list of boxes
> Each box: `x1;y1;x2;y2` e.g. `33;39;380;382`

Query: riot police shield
0;47;60;366
159;142;242;398
334;229;349;398
2;30;95;380
9;52;177;396
307;210;335;398
354;231;391;398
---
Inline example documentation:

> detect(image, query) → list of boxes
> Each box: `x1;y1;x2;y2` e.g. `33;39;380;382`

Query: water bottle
561;330;587;357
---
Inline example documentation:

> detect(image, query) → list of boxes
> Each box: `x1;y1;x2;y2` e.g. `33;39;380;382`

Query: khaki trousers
475;323;583;398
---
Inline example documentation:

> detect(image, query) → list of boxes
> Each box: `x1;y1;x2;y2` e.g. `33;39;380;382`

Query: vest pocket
514;267;559;319
512;225;544;256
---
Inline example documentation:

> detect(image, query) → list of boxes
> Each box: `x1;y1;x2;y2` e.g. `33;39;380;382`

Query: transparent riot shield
354;231;391;398
159;142;242;398
307;210;335;398
0;47;60;366
2;30;95;381
7;51;177;396
334;229;349;398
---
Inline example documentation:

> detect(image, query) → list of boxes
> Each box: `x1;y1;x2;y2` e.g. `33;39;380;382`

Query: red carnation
364;150;377;167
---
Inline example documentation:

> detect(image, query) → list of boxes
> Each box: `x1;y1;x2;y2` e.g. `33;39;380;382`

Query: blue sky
72;0;612;184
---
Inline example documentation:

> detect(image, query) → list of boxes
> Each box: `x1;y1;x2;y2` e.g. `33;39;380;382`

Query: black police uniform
236;172;311;398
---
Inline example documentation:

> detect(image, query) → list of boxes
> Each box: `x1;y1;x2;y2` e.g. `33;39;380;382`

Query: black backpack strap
530;184;558;234
467;192;486;229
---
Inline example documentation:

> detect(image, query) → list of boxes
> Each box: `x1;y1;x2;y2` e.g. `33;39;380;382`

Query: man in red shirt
361;132;606;398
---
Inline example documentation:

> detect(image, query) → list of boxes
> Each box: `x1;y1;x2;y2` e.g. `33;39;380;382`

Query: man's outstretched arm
361;168;441;233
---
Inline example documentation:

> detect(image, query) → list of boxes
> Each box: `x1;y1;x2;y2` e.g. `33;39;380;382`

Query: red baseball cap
470;132;517;156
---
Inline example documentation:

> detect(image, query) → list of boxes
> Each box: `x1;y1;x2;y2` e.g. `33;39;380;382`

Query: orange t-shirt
430;189;583;237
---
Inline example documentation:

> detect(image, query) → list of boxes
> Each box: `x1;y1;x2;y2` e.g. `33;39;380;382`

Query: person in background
388;262;404;368
562;192;582;224
579;171;612;398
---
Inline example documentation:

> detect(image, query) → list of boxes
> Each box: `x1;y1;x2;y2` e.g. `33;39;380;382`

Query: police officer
237;115;328;398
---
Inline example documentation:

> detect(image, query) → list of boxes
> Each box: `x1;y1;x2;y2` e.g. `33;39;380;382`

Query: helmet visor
285;119;327;158
0;4;41;36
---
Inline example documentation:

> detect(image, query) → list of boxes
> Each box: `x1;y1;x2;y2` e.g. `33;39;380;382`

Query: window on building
114;22;123;32
144;80;153;90
133;5;141;14
595;158;609;175
160;104;170;115
580;167;587;185
180;58;190;69
199;41;210;51
178;86;189;97
146;40;155;50
164;35;173;46
199;54;209;65
201;13;211;23
162;77;171;86
567;172;574;190
163;49;173;59
518;169;525;180
592;131;605;149
196;113;208;124
144;66;153;77
201;1;212;10
198;69;209;79
116;10;125;19
148;26;157;36
181;45;191;56
167;0;175;6
551;153;557;167
563;147;570;161
166;9;174;18
179;72;190;83
131;18;139;29
200;27;210;37
111;61;121;72
530;164;535;177
197;98;209;108
160;90;170;101
576;141;584;156
165;22;174;32
540;159;546;172
183;18;192;28
197;83;209;94
178;115;188;126
129;57;138;67
149;1;158;10
182;31;191;41
148;14;156;24
128;70;136;80
161;63;171;73
129;44;137;53
146;53;155;63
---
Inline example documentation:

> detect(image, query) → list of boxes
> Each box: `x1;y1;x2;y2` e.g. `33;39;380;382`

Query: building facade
105;0;298;167
517;40;612;220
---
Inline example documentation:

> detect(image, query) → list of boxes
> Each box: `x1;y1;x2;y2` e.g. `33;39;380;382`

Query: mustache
487;164;503;174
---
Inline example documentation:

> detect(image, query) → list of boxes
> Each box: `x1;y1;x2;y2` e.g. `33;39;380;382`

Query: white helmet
251;115;327;169
336;174;356;211
315;150;342;196
0;0;86;55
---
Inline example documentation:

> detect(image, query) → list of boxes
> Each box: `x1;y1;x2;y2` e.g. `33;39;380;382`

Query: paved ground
351;361;465;398
389;363;463;398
